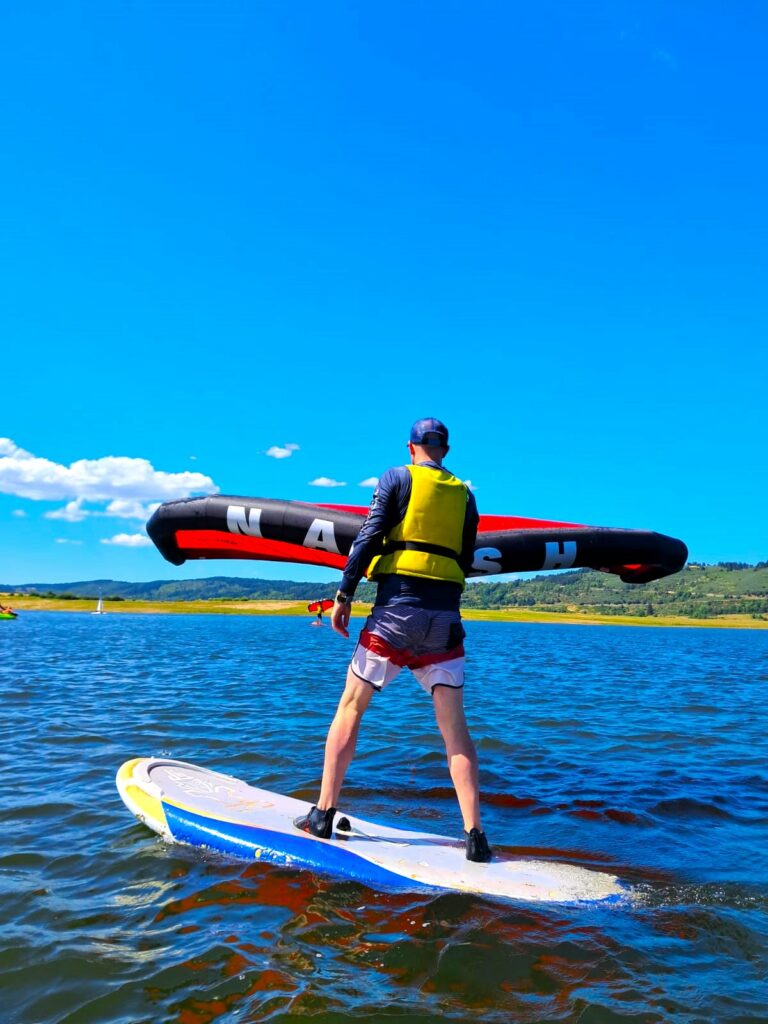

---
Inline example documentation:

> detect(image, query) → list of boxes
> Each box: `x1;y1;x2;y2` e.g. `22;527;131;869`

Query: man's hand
331;599;351;638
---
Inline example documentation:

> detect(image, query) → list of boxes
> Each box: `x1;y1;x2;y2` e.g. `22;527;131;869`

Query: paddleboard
116;758;626;904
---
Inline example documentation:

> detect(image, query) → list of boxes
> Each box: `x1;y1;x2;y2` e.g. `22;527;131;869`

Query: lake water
2;611;768;1023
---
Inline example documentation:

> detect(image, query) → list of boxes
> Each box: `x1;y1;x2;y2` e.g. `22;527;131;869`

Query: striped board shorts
350;604;466;693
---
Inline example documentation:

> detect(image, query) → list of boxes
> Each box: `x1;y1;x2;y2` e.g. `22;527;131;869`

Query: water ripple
1;612;767;1022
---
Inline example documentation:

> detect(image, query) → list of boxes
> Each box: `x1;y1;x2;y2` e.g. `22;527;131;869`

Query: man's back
339;460;479;610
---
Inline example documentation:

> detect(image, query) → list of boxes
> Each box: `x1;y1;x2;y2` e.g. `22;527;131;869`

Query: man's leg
432;685;492;862
317;666;376;810
431;684;482;831
295;666;375;836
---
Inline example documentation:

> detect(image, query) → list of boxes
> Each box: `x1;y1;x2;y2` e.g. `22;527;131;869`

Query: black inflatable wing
146;495;687;584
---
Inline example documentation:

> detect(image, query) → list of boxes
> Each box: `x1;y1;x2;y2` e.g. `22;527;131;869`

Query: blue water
2;612;768;1022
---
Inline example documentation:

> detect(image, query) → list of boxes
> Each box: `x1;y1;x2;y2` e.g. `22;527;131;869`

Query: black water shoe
294;805;336;838
465;828;492;863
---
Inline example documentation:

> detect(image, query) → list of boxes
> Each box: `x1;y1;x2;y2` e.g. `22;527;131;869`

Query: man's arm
458;488;480;577
339;468;409;597
331;468;408;637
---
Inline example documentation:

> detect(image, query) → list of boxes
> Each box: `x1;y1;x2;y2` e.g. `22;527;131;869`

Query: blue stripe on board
162;803;441;891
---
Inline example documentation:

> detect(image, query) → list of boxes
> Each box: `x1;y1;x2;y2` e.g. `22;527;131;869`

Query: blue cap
410;417;449;447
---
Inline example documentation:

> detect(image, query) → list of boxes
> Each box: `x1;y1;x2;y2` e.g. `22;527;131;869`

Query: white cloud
0;437;216;504
104;499;161;520
266;443;300;459
358;477;379;488
0;439;33;459
12;509;27;517
55;538;83;545
464;479;477;491
43;498;162;522
308;477;347;487
45;500;88;522
101;533;153;547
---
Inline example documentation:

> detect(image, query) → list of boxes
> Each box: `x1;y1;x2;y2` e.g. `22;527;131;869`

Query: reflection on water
1;612;767;1022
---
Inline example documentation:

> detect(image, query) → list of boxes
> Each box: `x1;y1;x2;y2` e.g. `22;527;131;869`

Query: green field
6;563;768;623
3;593;766;629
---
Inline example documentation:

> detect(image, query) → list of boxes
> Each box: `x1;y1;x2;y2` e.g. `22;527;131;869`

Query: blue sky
1;1;766;585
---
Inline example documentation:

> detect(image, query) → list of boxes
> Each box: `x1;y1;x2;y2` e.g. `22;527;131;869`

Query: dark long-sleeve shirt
340;461;479;611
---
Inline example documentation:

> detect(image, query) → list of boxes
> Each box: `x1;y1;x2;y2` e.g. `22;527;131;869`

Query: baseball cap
410;417;449;446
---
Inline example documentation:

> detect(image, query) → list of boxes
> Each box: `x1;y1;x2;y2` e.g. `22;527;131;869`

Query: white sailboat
93;596;105;615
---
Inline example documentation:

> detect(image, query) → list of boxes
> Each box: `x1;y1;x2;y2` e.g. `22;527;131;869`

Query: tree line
7;563;767;619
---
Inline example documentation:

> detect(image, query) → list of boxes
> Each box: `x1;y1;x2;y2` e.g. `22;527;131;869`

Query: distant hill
0;576;349;602
3;564;768;618
461;562;768;619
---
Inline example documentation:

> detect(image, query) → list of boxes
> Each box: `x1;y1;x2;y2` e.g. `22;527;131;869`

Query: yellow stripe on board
117;759;168;831
159;795;278;829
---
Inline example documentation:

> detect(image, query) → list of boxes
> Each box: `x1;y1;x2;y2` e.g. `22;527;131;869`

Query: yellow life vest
367;464;468;587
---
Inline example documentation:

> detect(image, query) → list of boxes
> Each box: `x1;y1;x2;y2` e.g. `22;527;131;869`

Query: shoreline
2;594;766;629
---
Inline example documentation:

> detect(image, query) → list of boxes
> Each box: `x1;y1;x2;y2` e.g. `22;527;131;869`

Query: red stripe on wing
174;530;347;570
476;514;586;531
318;502;586;533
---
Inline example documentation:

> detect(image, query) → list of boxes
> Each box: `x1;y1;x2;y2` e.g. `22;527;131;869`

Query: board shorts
350;605;466;694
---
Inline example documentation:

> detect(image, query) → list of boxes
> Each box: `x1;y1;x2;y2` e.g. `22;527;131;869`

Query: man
294;417;491;862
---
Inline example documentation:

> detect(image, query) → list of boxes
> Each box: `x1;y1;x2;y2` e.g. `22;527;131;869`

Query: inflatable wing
146;495;687;584
308;599;334;614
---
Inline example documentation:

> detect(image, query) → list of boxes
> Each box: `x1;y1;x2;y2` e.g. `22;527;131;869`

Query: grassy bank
0;595;331;617
3;593;766;628
460;607;767;628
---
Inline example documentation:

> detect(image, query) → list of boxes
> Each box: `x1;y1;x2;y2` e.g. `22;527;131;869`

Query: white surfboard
116;758;626;904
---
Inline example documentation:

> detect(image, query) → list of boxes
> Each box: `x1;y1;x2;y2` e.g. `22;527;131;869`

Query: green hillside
4;563;768;619
2;576;340;602
463;563;768;619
